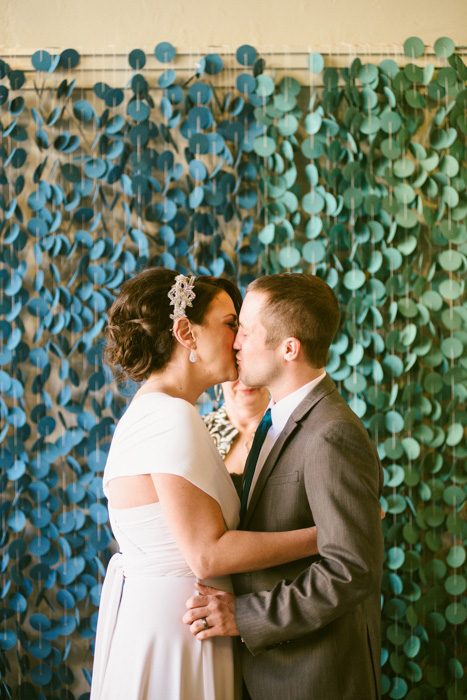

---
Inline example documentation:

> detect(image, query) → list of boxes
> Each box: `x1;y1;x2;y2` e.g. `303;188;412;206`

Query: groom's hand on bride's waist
183;583;239;639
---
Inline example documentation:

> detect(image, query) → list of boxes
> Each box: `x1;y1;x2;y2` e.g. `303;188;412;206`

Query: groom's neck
268;365;324;404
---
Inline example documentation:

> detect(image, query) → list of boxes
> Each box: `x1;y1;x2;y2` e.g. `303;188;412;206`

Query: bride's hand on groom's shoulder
183;583;239;639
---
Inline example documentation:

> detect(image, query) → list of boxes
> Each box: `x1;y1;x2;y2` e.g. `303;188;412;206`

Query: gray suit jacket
233;375;383;700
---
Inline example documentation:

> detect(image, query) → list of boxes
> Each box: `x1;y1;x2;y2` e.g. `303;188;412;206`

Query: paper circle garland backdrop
0;38;466;697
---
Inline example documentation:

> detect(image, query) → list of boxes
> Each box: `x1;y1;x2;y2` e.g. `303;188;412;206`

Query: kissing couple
91;268;383;700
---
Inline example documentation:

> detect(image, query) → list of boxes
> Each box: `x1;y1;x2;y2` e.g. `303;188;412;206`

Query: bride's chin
216;367;239;384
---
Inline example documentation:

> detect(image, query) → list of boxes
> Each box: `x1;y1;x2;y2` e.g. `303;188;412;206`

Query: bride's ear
172;317;195;351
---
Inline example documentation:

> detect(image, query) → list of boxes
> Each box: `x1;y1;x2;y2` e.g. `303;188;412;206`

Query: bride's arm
152;473;318;579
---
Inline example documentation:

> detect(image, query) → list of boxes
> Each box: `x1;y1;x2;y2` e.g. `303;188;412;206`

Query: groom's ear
173;317;195;350
283;337;301;362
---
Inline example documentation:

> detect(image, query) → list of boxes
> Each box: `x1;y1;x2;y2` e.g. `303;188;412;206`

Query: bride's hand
183;583;239;639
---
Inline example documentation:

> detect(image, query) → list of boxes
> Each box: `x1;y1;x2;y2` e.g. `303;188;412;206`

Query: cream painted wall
1;0;466;51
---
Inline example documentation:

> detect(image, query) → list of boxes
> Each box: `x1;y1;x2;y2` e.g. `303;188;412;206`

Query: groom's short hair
248;273;340;368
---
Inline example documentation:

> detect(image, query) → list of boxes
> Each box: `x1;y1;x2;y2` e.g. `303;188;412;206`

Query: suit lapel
242;375;337;529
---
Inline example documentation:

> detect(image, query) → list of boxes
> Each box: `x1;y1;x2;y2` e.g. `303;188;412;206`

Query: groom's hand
183;583;239;639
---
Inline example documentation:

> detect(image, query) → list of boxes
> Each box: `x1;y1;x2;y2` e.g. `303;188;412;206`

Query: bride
90;268;318;700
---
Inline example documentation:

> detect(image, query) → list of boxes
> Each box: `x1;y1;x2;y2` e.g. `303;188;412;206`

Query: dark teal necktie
240;408;272;521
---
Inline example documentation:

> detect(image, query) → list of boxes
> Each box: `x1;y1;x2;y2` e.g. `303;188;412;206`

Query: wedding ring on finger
201;617;209;630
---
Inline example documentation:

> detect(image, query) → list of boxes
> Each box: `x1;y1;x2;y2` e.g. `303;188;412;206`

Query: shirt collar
269;373;326;436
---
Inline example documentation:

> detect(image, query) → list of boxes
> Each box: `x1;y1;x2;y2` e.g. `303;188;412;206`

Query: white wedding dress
90;393;241;699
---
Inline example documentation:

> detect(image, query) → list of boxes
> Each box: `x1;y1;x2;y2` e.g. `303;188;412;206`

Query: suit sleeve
234;418;384;655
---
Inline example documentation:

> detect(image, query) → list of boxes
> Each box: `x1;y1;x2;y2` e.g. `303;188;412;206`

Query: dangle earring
189;346;197;363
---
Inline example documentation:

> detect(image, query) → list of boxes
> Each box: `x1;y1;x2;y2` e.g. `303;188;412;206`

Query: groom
184;273;383;700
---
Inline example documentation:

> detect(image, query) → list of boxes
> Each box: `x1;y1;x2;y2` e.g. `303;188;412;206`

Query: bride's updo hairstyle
105;267;242;382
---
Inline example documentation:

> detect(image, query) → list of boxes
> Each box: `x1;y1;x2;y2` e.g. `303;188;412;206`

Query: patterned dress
202;405;243;495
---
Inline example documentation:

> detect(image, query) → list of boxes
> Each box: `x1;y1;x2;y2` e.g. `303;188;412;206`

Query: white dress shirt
247;373;326;504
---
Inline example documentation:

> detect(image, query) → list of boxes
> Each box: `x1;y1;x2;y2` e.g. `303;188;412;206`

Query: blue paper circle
7;406;26;427
0;630;16;651
29;639;52;660
30;507;51;528
27;190;46;211
60;48;80;68
167;84;184;103
27;297;49;316
10;148;27;168
73;99;95;122
189;159;208;181
159;69;176;88
8;539;25;557
89;503;109;524
38;416;56;436
236;45;257;66
205;54;223;75
105;89;124;107
30;663;53;686
189;186;204;209
188;105;212;130
9;70;25;90
155;42;176;63
9;96;24;116
189;133;209;155
88;450;108;472
57;589;75;610
29;481;49;502
7;459;26;481
106;140;125;159
59;614;77;635
29;347;48;368
188;82;212;104
94;81;110;99
160;97;173;119
157;225;175;247
66;482;86;503
8;592;27;613
105;115;125;135
7;510;26;533
0;348;12;366
130;74;147;98
29;535;50;557
127;100;150;122
84;158;107;179
31;50;52;72
238;189;257;209
237;73;256;95
128;48;146;70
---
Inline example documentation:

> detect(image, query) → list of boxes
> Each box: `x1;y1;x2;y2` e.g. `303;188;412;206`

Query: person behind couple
203;381;270;494
184;273;384;700
90;267;319;700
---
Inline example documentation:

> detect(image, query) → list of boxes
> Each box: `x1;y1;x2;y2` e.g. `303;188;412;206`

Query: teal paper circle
308;53;324;73
278;246;301;269
446;546;466;568
404;37;424;58
434;37;455;58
